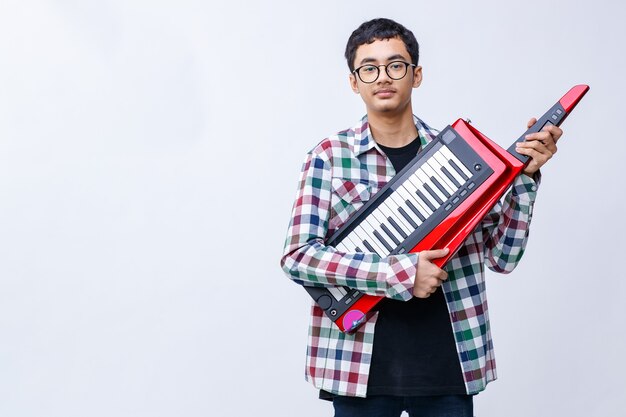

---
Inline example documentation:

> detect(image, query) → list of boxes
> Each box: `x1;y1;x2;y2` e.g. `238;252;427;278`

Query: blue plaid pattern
281;115;539;397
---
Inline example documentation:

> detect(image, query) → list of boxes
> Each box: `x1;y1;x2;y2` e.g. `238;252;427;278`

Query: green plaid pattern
281;115;539;397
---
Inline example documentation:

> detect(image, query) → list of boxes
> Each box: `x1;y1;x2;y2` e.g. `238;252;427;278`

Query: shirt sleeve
481;172;540;273
280;150;417;301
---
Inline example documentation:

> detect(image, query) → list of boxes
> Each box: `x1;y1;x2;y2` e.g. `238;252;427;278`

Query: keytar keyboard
302;84;590;333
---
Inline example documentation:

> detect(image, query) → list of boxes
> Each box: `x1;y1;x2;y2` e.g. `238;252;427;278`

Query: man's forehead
354;37;410;65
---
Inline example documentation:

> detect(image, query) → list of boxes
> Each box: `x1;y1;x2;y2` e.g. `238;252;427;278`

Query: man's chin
371;103;403;114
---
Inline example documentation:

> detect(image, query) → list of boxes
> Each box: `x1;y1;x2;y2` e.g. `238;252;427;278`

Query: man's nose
377;65;392;83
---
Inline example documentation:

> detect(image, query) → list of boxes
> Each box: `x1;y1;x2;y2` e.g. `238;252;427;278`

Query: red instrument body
334;85;589;333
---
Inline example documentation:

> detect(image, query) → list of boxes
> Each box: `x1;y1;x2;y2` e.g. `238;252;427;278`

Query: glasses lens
386;62;408;80
358;65;379;83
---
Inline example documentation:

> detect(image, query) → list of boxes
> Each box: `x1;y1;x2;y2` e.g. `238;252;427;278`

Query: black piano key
355;246;362;252
381;223;401;245
373;230;394;252
431;176;451;198
449;159;469;181
423;183;444;205
398;207;418;229
416;189;436;212
441;166;461;188
406;200;426;221
388;217;408;239
362;240;376;253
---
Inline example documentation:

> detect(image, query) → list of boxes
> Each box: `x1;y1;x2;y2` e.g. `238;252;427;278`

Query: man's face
349;37;422;115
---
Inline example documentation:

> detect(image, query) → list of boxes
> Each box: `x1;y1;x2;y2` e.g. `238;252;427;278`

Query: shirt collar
349;114;438;157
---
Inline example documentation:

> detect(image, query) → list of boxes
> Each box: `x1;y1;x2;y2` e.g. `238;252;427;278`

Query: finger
546;140;557;154
428;276;445;288
519;136;557;157
527;118;537;129
519;137;550;152
438;270;448;281
544;124;563;143
515;145;551;167
523;132;557;153
541;132;558;154
524;129;553;142
526;125;562;146
421;247;450;261
516;141;548;157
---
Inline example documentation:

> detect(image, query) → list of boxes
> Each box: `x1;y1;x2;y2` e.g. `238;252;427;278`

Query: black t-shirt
368;138;466;396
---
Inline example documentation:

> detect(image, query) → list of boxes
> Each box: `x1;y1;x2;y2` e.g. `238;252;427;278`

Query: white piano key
379;202;409;240
408;173;440;209
349;233;367;252
373;229;394;253
366;217;394;253
434;152;465;186
441;145;472;179
336;242;351;253
407;170;424;188
363;213;386;242
414;178;437;210
394;184;414;203
358;225;384;255
387;215;410;240
397;204;420;229
428;157;457;194
391;187;417;218
382;224;403;244
417;169;446;203
372;201;409;239
351;225;377;255
423;162;454;197
379;202;413;236
399;182;433;216
371;208;404;244
411;190;434;217
361;239;378;254
367;208;386;228
393;188;424;226
342;234;361;252
406;199;428;223
401;176;419;195
400;188;429;221
357;222;388;256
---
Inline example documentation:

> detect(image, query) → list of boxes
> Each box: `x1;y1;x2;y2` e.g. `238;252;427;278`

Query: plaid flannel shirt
280;114;539;397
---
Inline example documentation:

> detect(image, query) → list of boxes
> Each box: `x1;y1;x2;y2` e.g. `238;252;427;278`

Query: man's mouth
374;88;396;98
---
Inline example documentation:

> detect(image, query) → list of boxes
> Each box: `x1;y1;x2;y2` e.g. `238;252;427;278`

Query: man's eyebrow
358;54;409;66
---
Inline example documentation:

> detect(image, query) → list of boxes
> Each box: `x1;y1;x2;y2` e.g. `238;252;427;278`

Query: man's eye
390;63;403;70
361;66;376;73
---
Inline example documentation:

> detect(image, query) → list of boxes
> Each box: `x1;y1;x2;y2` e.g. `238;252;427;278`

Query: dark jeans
332;394;473;417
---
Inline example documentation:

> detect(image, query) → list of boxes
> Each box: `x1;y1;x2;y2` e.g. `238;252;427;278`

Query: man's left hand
516;117;563;176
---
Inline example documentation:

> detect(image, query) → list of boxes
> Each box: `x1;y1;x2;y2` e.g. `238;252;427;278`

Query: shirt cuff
511;171;540;200
384;252;418;301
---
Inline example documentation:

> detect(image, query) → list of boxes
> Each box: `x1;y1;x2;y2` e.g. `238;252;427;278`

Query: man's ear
412;66;423;88
349;73;360;94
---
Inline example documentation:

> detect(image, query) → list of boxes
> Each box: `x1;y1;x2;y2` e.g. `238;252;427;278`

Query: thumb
421;247;450;261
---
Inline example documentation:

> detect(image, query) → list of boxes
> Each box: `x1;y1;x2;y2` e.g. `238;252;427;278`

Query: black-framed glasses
352;61;416;84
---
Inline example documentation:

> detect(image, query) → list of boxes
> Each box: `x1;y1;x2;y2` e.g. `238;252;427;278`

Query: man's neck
367;106;418;148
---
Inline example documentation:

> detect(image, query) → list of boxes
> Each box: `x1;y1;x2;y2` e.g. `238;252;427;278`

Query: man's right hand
413;248;449;298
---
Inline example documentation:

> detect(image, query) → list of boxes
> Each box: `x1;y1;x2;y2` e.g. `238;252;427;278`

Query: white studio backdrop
1;1;624;416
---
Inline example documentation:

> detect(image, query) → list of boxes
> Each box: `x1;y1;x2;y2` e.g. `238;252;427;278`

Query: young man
280;18;561;417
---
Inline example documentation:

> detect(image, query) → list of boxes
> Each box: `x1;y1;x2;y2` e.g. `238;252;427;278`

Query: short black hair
344;18;420;73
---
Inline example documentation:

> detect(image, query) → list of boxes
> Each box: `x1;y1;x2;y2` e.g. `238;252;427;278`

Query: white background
1;1;625;416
